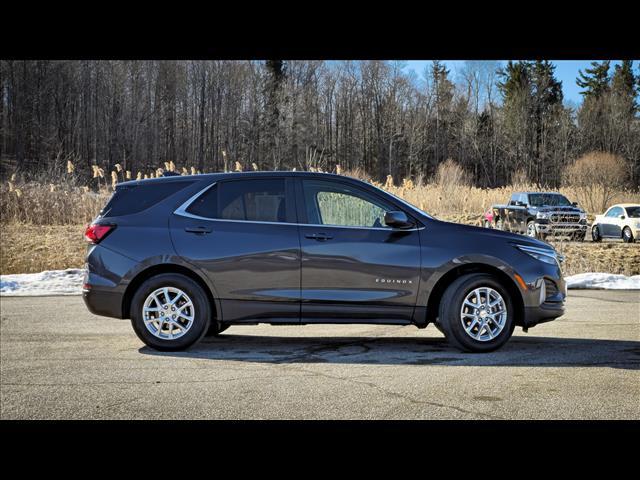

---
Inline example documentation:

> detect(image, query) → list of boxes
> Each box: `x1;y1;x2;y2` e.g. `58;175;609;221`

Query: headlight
536;211;549;219
580;212;587;220
514;244;561;266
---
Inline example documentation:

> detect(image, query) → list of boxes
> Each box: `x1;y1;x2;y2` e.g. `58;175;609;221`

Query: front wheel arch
425;263;525;328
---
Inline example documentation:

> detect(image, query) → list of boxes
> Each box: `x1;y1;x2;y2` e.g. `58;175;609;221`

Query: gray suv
83;171;566;352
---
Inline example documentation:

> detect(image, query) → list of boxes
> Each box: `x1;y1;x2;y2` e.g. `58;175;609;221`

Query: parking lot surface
1;290;638;419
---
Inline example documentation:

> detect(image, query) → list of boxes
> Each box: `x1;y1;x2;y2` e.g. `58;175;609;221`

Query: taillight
84;223;115;244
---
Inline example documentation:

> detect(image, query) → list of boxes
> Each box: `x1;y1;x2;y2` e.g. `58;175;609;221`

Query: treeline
0;60;638;187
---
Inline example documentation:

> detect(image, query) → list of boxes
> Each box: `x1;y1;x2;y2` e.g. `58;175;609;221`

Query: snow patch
0;268;85;296
1;269;639;297
565;272;640;290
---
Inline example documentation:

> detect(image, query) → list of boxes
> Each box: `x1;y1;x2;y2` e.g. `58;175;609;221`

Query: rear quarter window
100;181;194;217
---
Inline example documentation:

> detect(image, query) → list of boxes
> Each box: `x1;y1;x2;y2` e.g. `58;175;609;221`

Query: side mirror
620;215;626;220
572;202;578;207
384;211;414;229
515;201;526;207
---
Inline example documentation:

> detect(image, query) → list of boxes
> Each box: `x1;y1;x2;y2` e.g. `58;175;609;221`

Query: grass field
1;167;639;276
1;220;638;277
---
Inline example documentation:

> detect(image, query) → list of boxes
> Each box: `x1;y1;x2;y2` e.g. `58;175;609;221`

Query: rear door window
186;179;289;223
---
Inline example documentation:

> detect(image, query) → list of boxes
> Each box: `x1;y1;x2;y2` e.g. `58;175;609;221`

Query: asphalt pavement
1;290;638;419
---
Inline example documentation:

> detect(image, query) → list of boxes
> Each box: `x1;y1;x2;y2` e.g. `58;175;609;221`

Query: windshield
529;194;572;207
626;206;640;218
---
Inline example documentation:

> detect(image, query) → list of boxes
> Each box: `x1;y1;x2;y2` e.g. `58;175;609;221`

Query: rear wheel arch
425;263;525;327
122;263;218;320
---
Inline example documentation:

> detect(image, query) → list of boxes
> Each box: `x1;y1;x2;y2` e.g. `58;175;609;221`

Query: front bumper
516;255;567;328
535;221;587;235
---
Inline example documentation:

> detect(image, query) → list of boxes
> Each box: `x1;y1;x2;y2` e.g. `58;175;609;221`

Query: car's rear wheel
495;219;503;230
592;225;602;242
623;227;634;243
526;221;538;239
438;273;515;353
130;273;211;351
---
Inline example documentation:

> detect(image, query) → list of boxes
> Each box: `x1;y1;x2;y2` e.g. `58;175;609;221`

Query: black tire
438;273;515;353
130;273;211;351
623;227;634;243
592;225;602;242
205;322;230;337
495;219;503;231
433;320;445;334
526;220;538;239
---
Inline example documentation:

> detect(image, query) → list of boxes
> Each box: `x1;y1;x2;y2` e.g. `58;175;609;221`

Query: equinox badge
376;278;413;284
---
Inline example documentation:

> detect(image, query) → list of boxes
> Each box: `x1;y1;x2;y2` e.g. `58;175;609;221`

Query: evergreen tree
577;61;610;98
611;60;638;114
498;61;534;178
530;61;565;184
497;61;531;102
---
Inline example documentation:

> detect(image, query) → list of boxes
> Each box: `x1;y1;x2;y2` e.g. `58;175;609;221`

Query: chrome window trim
173;181;424;232
173;181;218;221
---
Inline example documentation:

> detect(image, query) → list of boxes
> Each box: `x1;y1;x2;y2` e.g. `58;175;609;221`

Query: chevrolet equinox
82;172;566;352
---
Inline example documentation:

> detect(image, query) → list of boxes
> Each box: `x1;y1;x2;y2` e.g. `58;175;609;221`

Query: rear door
169;177;301;323
295;178;422;323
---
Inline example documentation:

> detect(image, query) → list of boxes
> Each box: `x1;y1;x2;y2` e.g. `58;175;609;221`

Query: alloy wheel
142;287;195;340
460;287;507;342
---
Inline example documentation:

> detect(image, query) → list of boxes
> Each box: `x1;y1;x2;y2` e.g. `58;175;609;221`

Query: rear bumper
83;286;124;318
82;244;134;319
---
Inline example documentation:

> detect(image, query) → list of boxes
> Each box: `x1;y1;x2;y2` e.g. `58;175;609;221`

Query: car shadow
139;333;640;370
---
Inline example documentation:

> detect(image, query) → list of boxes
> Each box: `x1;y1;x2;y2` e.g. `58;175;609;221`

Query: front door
296;178;422;323
169;177;301;323
602;207;621;237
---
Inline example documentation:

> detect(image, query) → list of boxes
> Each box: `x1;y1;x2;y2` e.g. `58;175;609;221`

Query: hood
434;220;553;250
534;205;584;213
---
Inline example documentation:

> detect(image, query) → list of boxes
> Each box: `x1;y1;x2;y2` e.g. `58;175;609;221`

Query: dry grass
548;240;640;277
1;224;86;274
1;223;638;276
1;164;639;276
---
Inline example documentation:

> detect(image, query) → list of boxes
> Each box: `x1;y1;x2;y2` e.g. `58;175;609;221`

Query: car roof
611;203;640;208
117;170;354;188
524;192;566;195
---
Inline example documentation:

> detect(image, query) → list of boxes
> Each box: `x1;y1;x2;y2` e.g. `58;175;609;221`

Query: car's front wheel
623;227;634;243
130;273;211;351
438;273;515;353
592;225;602;242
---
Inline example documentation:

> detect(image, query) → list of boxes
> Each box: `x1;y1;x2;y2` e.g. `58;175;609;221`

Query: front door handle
305;233;334;241
184;226;212;234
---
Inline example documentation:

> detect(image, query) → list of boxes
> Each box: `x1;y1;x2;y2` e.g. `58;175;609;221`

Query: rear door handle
305;233;333;241
184;226;212;234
